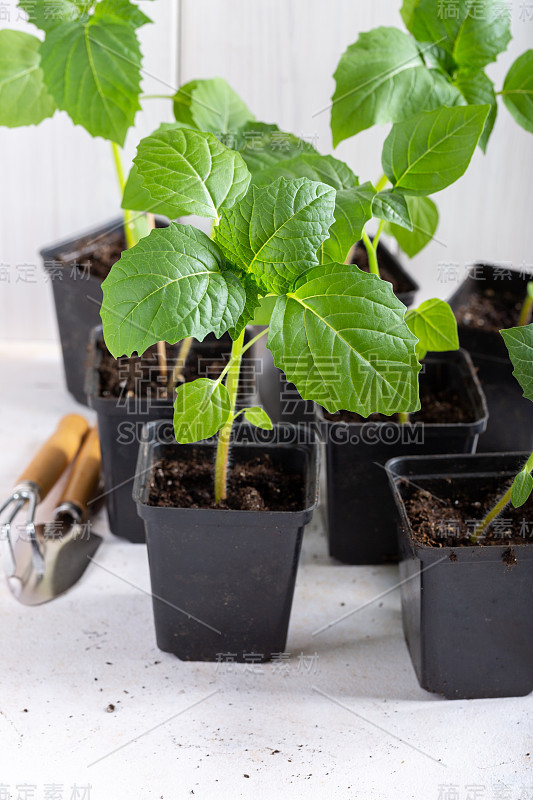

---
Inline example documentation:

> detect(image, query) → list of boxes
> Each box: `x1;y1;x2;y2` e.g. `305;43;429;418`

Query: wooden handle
58;427;101;519
16;414;90;500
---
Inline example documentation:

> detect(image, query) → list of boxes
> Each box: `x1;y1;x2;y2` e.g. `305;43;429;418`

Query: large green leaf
173;379;231;443
382;104;489;195
330;27;463;145
501;324;533;403
100;223;246;357
39;15;142;144
252;153;357;191
318;182;376;265
267;263;421;415
454;68;497;152
180;77;254;134
400;0;422;30
132;127;251;220
405;298;459;359
229;121;319;177
214;177;336;294
372;190;412;230
18;0;85;32
0;30;56;127
385;195;439;257
405;0;511;70
502;51;533;134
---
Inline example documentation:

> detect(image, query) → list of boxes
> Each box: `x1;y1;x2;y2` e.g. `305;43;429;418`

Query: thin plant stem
361;228;380;277
518;295;533;327
141;94;175;100
111;142;136;250
398;411;410;424
471;450;533;543
214;330;245;503
168;336;193;392
372;219;385;252
375;173;389;192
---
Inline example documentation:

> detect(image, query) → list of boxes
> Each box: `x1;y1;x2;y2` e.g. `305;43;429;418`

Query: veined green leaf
229;121;319;177
454;68;497;152
373;190;413;230
0;30;56;127
187;77;254;134
242;407;273;430
382;104;489;195
330;27;463;145
267;262;421;415
511;468;533;508
405;0;511;70
501;324;533;403
173;379;231;443
132;127;250;220
251;294;278;326
502;50;533;134
93;0;152;28
228;272;263;339
214;177;336;294
252;153;357;191
100;223;246;357
318;182;376;265
400;0;422;30
385;195;439;257
405;298;459;360
40;15;142;144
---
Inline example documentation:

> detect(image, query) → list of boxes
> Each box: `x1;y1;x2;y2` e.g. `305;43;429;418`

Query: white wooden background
1;0;532;342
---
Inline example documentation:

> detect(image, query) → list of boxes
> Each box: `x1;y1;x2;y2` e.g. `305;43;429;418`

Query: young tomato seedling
471;323;533;541
101;126;423;502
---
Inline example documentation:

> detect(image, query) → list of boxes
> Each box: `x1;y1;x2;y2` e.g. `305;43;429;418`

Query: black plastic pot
257;239;419;425
386;452;533;699
40;216;166;405
449;263;533;452
317;350;488;565
86;325;257;543
133;421;319;661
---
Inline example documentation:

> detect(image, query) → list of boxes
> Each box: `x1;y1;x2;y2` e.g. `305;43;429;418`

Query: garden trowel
1;420;103;605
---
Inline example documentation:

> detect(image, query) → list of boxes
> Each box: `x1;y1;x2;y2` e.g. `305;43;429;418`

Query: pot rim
132;420;321;520
385;451;533;559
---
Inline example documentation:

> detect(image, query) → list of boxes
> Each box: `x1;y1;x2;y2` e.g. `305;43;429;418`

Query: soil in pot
398;475;533;549
388;453;533;699
54;228;125;281
318;350;487;565
454;284;524;332
134;426;318;662
148;451;304;511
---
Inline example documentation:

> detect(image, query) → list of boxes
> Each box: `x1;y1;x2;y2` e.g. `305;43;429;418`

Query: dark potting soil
324;378;474;425
97;337;252;400
148;452;305;511
350;241;412;295
454;286;525;332
56;230;125;281
398;475;533;549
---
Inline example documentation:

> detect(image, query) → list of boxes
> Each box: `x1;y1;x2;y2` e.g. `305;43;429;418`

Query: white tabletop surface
0;340;531;800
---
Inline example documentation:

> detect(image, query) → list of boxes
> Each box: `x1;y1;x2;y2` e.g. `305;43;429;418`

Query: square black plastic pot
386;452;533;699
317;350;488;565
256;240;419;425
86;325;257;543
448;263;533;452
133;421;320;662
40;216;166;405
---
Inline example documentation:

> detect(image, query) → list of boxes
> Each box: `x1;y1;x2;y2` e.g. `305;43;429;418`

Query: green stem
141;94;175;100
398;411;410;424
111;142;136;249
518;295;533;327
471;450;533;543
375;173;389;192
372;219;385;252
361;227;380;277
214;330;245;503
